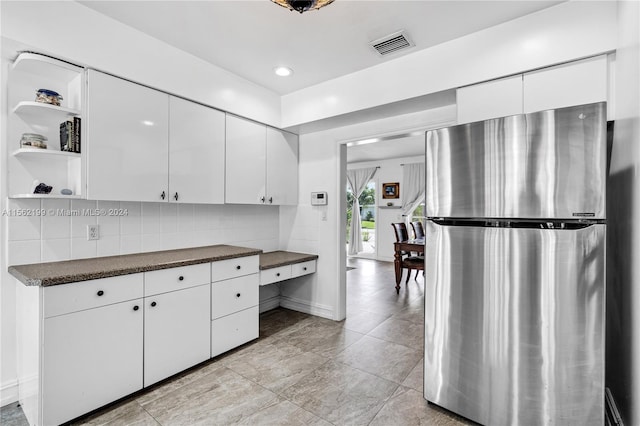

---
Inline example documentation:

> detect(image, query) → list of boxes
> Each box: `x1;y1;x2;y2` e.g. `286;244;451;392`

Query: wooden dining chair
391;223;424;288
410;221;425;239
410;221;425;256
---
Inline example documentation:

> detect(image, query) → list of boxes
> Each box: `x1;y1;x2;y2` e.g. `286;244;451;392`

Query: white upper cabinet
457;55;609;124
87;70;169;202
168;97;225;204
87;71;227;203
457;75;523;124
266;127;299;205
523;55;608;114
225;114;298;205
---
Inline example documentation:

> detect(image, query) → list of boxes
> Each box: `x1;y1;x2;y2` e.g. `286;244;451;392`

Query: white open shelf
12;53;82;83
13;101;80;121
9;193;83;200
12;148;81;158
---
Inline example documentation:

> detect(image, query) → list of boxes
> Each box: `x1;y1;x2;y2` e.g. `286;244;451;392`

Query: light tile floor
0;258;474;426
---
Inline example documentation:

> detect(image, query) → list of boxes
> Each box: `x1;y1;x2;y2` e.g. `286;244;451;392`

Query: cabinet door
225;115;266;204
42;299;143;426
456;75;523;124
266;127;298;205
523;55;607;114
144;284;210;387
169;97;225;204
87;70;169;202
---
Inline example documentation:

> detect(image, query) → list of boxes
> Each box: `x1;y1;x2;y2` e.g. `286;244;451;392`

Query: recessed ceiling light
274;66;293;77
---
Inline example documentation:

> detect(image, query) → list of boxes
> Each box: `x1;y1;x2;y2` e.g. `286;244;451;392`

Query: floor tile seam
268;356;334;399
331;356;410;387
364;382;403;426
361;332;422;353
138;401;162;425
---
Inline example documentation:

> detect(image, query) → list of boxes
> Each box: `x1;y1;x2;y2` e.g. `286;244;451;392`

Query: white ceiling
347;133;426;164
78;0;563;95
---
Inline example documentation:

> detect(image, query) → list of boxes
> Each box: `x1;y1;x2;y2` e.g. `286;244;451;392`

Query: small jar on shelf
20;133;47;149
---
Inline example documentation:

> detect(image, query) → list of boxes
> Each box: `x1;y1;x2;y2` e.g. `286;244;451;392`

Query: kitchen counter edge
9;245;263;287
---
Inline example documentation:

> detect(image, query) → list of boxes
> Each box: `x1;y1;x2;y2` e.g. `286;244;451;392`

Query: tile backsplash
6;198;280;266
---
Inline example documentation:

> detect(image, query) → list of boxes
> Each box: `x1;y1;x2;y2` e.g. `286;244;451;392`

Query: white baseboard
259;296;281;313
279;296;334;320
0;379;18;407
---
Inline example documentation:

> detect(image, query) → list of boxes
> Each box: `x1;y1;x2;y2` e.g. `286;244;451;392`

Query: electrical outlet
87;225;100;241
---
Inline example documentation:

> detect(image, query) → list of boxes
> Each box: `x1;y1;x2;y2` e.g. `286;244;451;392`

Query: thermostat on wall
311;192;328;205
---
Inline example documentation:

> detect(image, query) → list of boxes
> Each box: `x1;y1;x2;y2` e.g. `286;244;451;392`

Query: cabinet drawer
211;306;258;358
145;263;210;296
211;274;258;319
292;260;316;278
44;274;144;318
260;265;292;286
211;255;259;282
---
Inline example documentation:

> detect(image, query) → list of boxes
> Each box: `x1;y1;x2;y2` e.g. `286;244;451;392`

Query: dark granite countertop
259;251;318;270
9;245;262;287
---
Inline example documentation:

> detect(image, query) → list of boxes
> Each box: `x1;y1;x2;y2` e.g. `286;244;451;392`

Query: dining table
393;237;425;293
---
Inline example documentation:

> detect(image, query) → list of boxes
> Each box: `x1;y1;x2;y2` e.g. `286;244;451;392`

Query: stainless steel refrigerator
424;102;606;426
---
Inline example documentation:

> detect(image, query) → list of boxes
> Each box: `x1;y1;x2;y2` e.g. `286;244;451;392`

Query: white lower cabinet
16;256;261;426
211;255;260;358
43;299;144;426
211;306;259;357
144;284;211;387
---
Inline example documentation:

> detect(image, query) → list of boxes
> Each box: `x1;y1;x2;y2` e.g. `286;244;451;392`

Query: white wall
279;106;455;321
606;1;640;424
348;156;425;262
281;0;617;127
0;1;281;126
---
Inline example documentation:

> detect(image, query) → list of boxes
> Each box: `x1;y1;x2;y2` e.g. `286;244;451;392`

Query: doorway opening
346;180;376;258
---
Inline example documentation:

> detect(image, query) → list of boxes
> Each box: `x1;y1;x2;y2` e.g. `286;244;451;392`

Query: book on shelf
58;117;81;153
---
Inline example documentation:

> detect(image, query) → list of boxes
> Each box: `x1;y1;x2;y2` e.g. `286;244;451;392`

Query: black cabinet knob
276;273;280;277
178;276;184;281
236;293;241;298
174;192;179;201
236;265;241;270
161;191;166;200
151;301;157;307
303;267;307;271
133;305;139;311
97;290;104;296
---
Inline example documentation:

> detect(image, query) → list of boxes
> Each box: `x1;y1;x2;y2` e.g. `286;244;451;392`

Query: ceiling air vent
369;30;414;56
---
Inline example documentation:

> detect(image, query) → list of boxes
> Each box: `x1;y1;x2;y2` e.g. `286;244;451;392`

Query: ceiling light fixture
271;0;335;14
274;66;293;77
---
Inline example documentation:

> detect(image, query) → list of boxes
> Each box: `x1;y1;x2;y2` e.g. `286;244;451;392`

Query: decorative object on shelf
387;202;394;206
20;133;47;149
382;182;400;199
60;188;73;195
271;0;334;14
33;182;53;194
35;89;63;106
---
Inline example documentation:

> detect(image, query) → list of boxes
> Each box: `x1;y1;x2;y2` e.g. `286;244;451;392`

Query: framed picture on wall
382;182;399;199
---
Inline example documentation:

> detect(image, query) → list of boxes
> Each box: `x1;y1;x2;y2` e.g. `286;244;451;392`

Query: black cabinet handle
151;301;157;307
174;192;179;201
260;196;265;203
178;276;184;281
268;197;273;204
133;305;139;311
236;265;241;270
161;191;166;200
97;290;104;296
236;293;241;298
276;273;280;277
303;267;307;271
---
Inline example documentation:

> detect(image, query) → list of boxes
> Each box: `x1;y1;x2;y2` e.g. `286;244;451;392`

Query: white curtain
346;167;378;255
401;163;425;225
